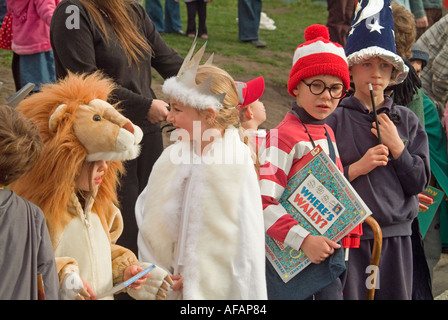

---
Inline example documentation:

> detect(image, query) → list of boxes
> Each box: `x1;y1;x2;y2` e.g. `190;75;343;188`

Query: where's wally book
265;145;372;283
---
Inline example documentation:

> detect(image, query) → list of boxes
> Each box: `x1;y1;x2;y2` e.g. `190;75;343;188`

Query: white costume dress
135;127;267;299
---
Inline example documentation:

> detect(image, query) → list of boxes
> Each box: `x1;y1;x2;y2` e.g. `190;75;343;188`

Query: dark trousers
238;0;262;41
145;0;182;33
186;1;208;36
12;52;21;91
343;236;413;300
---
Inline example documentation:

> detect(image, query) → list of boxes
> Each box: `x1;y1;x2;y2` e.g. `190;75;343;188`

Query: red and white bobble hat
287;24;350;97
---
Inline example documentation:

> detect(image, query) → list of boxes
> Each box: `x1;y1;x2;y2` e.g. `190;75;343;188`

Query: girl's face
250;99;267;126
76;160;108;192
166;98;212;141
293;75;345;120
351;56;393;102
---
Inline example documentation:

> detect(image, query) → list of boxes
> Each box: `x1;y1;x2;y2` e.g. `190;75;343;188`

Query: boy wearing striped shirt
260;24;351;300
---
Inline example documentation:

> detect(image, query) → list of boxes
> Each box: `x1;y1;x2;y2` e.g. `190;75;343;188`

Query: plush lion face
49;98;142;162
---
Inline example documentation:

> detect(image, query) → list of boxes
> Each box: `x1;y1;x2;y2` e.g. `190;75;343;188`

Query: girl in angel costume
135;42;267;300
11;72;172;300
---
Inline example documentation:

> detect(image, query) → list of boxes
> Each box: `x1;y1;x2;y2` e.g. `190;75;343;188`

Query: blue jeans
19;50;56;91
238;0;262;41
145;0;182;33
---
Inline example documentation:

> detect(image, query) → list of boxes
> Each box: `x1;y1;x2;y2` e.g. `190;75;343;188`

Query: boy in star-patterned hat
326;0;430;300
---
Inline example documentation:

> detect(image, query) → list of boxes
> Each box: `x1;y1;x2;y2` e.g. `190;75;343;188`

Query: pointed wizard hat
345;0;408;85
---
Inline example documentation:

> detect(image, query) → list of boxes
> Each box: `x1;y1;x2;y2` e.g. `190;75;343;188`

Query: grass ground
159;0;328;84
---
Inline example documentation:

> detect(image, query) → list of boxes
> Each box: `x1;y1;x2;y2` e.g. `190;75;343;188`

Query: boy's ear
293;86;300;96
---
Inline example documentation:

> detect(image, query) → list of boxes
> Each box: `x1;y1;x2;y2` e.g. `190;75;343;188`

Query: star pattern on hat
367;19;384;34
348;26;355;37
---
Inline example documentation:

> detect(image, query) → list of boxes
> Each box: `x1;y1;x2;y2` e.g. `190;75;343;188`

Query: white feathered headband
162;39;226;111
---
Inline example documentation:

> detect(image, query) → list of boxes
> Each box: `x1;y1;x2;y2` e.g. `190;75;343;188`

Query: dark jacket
327;95;430;239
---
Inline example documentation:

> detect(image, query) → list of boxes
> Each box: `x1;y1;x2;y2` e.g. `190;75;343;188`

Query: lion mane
10;72;126;232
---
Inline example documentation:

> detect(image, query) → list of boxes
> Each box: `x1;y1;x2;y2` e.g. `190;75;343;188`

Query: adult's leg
186;1;197;35
164;0;183;33
146;0;165;32
12;52;21;91
238;0;262;42
197;0;208;36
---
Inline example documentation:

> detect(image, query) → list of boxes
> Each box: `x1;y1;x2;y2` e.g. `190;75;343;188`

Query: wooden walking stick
364;216;382;300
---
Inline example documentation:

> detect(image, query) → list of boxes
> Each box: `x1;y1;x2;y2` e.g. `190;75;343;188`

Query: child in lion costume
10;71;172;300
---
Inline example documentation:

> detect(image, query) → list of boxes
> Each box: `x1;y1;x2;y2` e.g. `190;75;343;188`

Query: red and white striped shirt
259;112;343;250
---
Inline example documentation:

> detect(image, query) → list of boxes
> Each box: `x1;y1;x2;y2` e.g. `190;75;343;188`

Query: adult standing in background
326;0;356;47
238;0;266;48
416;0;444;38
50;0;184;258
391;0;430;36
145;0;185;35
7;0;60;92
416;14;448;118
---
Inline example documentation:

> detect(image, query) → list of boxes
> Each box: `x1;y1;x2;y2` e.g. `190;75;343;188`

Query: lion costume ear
49;104;68;132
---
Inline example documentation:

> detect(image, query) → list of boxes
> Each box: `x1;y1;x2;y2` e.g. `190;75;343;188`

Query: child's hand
418;192;433;212
126;264;174;300
300;235;341;264
123;265;150;290
348;144;389;181
171;274;184;291
80;278;96;300
61;272;96;300
371;113;405;159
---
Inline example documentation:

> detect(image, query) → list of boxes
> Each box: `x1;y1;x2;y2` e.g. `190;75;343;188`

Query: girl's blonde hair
80;0;153;66
195;64;240;130
194;64;261;172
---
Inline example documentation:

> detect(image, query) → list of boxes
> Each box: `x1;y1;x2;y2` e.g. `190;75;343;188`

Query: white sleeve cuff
284;224;310;251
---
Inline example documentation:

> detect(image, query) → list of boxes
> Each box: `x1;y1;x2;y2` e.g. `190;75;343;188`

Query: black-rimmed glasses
301;79;347;99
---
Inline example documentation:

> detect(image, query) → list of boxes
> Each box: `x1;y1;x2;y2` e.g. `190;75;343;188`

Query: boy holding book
260;24;352;300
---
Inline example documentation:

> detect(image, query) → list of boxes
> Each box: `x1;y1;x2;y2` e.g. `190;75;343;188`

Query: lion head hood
10;71;142;228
